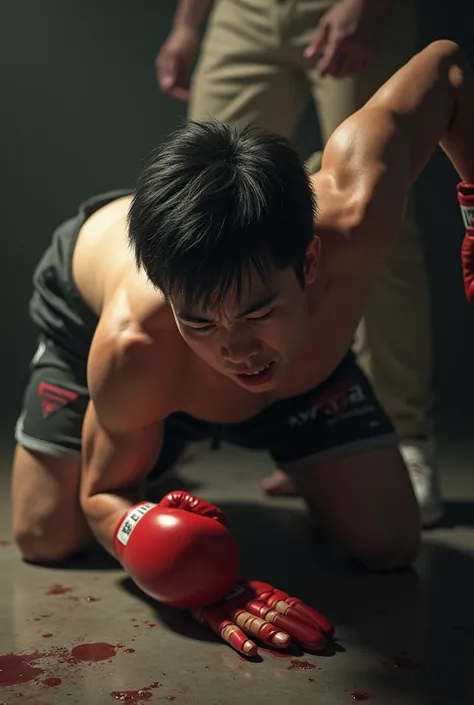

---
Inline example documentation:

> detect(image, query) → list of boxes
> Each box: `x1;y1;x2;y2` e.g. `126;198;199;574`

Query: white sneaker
399;437;444;527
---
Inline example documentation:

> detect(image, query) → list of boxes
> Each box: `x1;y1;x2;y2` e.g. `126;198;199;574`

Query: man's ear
303;236;321;285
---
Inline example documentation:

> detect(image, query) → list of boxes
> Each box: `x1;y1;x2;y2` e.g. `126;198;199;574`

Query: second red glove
457;182;474;304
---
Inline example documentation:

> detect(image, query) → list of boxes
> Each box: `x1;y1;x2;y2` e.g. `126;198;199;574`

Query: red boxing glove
193;579;333;657
457;182;474;305
114;491;239;610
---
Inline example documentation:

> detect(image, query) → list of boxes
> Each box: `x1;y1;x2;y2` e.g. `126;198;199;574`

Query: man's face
170;241;320;392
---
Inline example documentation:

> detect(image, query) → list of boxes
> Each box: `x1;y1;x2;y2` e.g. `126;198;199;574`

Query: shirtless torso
73;173;377;427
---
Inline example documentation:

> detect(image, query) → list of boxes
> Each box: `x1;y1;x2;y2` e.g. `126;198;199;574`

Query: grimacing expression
170;240;320;392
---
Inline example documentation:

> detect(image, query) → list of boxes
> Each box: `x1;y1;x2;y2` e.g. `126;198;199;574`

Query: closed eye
188;324;216;334
247;309;274;321
185;308;274;333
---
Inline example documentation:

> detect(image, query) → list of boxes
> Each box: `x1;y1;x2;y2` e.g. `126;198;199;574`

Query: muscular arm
80;318;173;556
366;39;474;183
80;404;163;556
321;40;474;251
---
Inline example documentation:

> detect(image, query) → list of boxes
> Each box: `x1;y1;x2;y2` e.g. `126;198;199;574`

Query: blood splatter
351;693;373;701
392;652;420;670
0;652;44;686
110;688;153;703
287;660;316;671
115;644;135;654
0;641;123;690
110;682;162;703
85;596;101;603
42;634;53;639
69;643;117;662
167;698;176;702
308;677;315;683
43;677;62;687
145;622;156;628
46;584;73;596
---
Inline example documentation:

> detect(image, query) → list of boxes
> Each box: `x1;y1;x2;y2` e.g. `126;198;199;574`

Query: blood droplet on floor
110;688;153;703
46;584;73;596
109;683;161;703
42;634;53;639
287;659;316;671
42;677;62;687
69;643;117;662
0;652;44;686
307;677;315;683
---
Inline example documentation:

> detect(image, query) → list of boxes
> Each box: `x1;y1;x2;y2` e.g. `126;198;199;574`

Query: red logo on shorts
37;382;78;418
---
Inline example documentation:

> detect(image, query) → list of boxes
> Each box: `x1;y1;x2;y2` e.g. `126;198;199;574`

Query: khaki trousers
189;0;433;438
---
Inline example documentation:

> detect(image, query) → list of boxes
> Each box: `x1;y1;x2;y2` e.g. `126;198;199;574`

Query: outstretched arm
320;40;474;252
366;39;474;184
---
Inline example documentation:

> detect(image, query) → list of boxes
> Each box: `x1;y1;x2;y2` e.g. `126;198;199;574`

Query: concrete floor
0;413;473;705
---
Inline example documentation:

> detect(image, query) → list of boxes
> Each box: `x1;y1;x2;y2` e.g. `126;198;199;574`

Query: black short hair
128;121;317;309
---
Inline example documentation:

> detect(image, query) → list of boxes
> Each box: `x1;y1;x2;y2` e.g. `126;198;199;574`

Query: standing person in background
155;0;443;526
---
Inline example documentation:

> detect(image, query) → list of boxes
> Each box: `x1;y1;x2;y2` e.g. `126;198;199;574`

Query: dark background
0;0;473;437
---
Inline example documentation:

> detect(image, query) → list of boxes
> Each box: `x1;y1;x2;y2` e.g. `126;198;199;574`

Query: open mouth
235;361;276;386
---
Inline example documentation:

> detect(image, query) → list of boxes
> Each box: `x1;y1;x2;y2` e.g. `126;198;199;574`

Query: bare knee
14;525;91;564
11;445;93;564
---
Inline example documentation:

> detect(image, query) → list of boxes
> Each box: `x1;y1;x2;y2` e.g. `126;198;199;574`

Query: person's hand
193;579;333;657
155;26;200;101
458;182;474;305
304;0;389;78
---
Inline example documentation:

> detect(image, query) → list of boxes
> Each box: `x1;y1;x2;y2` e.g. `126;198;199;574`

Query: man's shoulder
314;106;408;265
88;308;184;433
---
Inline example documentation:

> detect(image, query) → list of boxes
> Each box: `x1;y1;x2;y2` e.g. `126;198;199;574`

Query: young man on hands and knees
12;41;474;580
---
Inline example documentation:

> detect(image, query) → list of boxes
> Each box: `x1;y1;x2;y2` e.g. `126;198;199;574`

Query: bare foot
261;470;298;497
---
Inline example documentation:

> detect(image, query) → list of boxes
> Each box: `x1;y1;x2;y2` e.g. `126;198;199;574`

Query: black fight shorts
16;337;396;476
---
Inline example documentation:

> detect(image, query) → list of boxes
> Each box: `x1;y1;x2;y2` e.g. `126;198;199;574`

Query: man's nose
220;326;261;363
